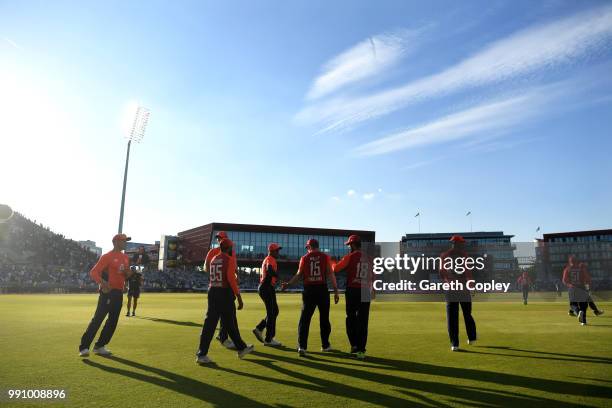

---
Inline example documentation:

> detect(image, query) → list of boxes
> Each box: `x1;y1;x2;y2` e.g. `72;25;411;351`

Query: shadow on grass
245;349;608;407
360;353;612;401
216;358;425;407
135;316;201;328
477;346;612;364
570;377;612;384
82;355;270;407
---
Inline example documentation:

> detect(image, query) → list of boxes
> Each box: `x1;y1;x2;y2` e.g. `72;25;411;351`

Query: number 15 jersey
299;250;333;286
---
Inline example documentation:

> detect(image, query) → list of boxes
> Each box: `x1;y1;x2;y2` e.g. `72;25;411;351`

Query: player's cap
305;238;319;248
219;238;233;250
345;234;361;245
113;233;131;242
268;243;282;252
449;235;465;243
215;231;228;239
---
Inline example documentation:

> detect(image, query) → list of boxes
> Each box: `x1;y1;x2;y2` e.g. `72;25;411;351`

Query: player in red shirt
253;243;282;346
562;257;605;318
282;239;339;356
196;238;254;364
204;231;238;349
333;235;373;360
439;235;477;351
563;255;593;325
517;271;533;305
79;233;134;357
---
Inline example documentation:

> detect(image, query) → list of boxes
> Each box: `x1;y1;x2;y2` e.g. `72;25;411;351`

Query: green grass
0;293;611;407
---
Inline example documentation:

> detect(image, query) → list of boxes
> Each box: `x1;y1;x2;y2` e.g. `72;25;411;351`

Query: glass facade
536;238;612;281
211;230;351;261
401;233;518;280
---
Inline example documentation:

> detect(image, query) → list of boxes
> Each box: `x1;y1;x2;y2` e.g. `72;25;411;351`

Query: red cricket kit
209;252;240;295
299;250;333;286
333;250;372;288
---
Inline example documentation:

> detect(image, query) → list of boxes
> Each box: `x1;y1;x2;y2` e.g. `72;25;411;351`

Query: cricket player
253;243;282;346
204;231;238;349
333;234;373;360
282;239;340;356
79;233;134;357
563;255;595;325
196;238;254;364
125;267;143;317
440;235;477;351
517;271;533;305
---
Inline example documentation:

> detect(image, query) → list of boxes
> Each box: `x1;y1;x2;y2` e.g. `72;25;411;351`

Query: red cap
219;238;233;250
449;235;465;243
216;231;228;239
345;234;361;245
268;243;282;252
305;239;319;248
113;233;131;242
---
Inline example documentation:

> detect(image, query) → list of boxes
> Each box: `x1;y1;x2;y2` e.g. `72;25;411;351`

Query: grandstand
0;212;99;293
0;212;269;293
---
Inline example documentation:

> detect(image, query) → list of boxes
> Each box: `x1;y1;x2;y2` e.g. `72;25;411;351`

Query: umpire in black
125;266;143;317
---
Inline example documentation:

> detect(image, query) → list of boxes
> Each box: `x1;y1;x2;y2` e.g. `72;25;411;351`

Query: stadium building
77;240;102;257
535;229;612;283
400;231;517;281
173;222;375;279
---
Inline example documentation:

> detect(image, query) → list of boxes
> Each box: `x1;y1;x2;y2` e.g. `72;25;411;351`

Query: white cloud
331;196;341;201
306;30;419;101
363;193;375;200
401;159;442;170
2;37;22;50
347;189;356;196
353;92;540;156
297;4;612;133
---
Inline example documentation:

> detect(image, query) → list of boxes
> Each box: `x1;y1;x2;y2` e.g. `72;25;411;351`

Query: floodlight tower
118;106;150;234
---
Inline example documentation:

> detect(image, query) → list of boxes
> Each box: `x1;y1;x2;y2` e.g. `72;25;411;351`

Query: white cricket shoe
467;339;476;345
238;345;255;359
222;339;236;350
92;346;112;356
451;346;459;351
79;348;89;357
298;347;306;357
252;328;264;343
321;345;333;352
196;355;213;364
264;339;283;347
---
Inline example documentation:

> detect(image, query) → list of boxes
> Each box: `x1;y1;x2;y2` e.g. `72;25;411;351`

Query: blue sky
1;0;611;251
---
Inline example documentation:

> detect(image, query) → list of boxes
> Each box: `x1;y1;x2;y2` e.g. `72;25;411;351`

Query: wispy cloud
2;37;22;50
353;81;568;156
353;94;535;156
362;193;375;200
346;189;356;197
401;158;443;171
306;29;421;101
297;4;612;133
353;67;611;157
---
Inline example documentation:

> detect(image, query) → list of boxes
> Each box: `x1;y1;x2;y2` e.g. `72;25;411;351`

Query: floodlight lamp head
128;106;150;143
